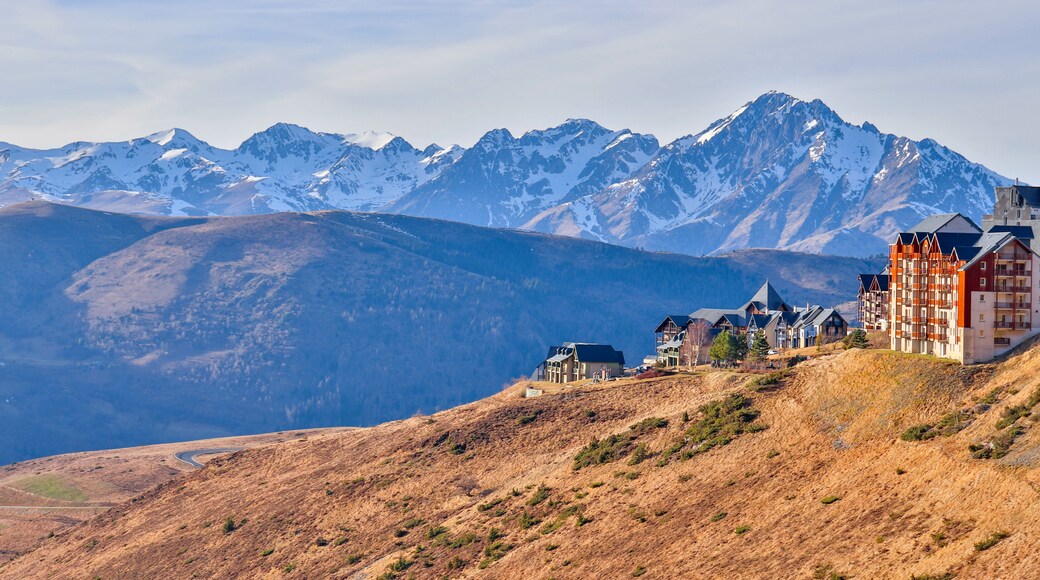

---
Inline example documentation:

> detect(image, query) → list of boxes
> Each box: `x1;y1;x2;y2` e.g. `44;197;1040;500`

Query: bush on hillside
842;329;869;350
572;417;667;470
661;394;765;462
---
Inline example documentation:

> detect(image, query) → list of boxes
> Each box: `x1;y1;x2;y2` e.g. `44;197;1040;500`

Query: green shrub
748;371;786;391
347;554;363;564
661;394;763;461
970;425;1024;459
427;526;447;539
260;548;274;557
448;441;467;455
632;566;647;577
910;574;953;580
820;495;841;505
572;418;667;470
901;424;936;441
710;511;727;522
734;525;751;535
974;530;1010;551
477;498;502;512
980;387;1004;405
628;444;648;466
222;517;237;534
996;405;1031;429
519;511;541;530
446;532;477;548
842;329;869;350
527;485;550;506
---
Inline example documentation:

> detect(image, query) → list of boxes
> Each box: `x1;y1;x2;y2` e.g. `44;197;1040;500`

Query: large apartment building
889;213;1040;363
982;183;1040;243
857;268;889;331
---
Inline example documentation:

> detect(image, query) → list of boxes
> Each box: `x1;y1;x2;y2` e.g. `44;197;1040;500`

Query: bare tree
683;320;714;367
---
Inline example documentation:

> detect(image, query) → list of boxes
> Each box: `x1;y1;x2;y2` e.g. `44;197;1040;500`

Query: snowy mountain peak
0;93;1012;256
342;131;397;150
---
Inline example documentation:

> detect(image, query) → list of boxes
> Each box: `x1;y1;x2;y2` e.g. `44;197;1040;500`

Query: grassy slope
8;347;1040;578
0;429;349;561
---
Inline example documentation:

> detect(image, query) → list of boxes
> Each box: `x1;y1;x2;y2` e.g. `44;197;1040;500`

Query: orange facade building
889;214;1040;363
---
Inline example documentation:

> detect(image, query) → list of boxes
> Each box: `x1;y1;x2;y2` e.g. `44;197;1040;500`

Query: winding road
174;448;242;468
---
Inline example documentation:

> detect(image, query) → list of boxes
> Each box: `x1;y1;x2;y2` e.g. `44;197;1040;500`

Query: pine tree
843;329;869;350
749;330;770;360
709;330;734;362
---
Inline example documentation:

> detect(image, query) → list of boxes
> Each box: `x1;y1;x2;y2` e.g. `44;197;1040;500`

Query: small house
540;342;625;384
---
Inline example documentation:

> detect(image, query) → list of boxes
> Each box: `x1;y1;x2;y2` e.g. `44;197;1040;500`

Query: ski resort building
538;342;625;383
653;282;849;366
888;212;1040;364
982;183;1040;245
857;268;890;330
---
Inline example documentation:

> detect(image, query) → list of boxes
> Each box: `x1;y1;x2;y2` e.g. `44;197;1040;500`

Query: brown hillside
7;347;1040;579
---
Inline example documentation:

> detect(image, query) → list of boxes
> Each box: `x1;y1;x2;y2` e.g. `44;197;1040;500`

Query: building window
979;330;985;337
981;278;987;287
980;294;985;302
981;262;987;271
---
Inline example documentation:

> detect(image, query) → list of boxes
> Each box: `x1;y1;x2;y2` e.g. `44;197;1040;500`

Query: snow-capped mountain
521;92;1009;256
0;123;461;216
386;119;660;228
0;92;1011;256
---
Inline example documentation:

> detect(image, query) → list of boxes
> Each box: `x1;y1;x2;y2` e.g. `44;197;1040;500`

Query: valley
0;201;880;465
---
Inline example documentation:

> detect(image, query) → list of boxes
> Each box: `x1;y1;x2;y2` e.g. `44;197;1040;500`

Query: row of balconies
994;321;1031;329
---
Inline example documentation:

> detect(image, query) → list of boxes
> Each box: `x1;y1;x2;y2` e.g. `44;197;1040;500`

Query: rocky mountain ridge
0;92;1009;256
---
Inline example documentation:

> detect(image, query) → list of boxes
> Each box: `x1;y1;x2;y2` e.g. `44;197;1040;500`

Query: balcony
994;321;1031;329
995;286;1032;293
995;302;1029;309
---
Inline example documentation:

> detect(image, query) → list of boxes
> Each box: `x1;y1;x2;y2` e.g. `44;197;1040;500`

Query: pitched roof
873;274;889;292
689;308;744;326
571;343;625;365
931;232;986;253
743;281;789;312
654;315;692;333
997;184;1040;206
909;213;981;235
986;224;1034;239
858;273;890;293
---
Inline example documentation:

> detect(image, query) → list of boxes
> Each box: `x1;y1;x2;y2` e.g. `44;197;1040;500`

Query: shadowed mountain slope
0;202;879;464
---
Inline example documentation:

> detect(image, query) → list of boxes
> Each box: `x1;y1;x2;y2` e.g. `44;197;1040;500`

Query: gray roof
571;343;625;365
689;308;745;325
997;184;1040;206
986;224;1034;239
909;213;981;234
957;232;1020;269
743;281;790;312
545;343;625;365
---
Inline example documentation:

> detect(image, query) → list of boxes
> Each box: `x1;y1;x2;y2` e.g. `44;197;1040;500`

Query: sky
2;0;1039;182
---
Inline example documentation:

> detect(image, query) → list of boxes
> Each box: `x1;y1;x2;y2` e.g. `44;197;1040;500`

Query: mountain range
0;201;880;464
0;92;1009;257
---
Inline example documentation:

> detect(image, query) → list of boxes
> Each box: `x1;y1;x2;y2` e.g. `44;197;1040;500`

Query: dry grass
0;428;346;561
9;348;1040;578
